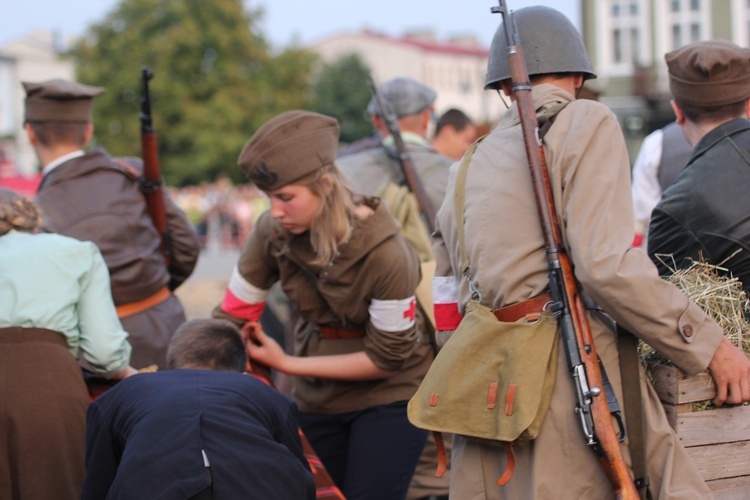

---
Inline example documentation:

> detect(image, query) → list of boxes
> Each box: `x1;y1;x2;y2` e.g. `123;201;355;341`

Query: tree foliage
72;0;316;185
309;53;374;145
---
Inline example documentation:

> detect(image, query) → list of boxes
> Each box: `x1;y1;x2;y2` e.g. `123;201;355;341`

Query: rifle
367;75;437;232
491;3;639;498
139;66;171;266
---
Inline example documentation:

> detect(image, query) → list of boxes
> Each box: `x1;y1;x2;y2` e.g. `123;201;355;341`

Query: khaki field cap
367;77;437;118
23;79;104;124
238;110;340;191
666;40;750;107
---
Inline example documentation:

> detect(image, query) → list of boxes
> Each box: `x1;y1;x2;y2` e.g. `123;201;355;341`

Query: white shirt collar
42;150;86;176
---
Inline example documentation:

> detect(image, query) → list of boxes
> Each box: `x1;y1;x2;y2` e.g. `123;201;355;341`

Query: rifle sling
617;326;652;499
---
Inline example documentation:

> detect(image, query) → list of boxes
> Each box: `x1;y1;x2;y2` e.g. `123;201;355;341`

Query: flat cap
238;110;340;191
666;40;750;107
367;77;437;118
23;78;104;123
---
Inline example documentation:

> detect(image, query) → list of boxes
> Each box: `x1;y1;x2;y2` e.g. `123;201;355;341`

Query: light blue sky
2;0;579;50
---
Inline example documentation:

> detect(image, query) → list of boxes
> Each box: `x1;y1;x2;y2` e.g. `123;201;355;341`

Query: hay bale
641;256;750;410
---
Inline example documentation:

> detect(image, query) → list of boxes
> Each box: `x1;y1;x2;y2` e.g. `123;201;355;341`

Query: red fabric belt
493;293;553;323
318;326;365;340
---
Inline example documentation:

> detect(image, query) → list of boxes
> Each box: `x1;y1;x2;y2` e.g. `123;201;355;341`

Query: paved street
174;246;240;320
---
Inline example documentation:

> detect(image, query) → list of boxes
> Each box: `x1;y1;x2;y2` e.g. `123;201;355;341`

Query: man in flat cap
338;77;453;500
337;77;452;216
24;78;201;370
649;40;750;295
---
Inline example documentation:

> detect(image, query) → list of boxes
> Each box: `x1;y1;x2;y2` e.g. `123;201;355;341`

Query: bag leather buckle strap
493;293;553;323
116;285;171;319
318;325;366;340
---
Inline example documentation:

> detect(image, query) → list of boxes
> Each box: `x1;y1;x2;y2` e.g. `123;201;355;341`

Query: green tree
72;0;315;185
309;53;374;145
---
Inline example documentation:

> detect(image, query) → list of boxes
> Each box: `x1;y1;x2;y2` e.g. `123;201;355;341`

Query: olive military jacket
217;199;432;414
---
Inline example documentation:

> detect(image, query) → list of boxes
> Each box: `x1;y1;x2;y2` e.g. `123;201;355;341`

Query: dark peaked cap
238;110;340;191
367;77;437;118
23;78;104;123
666;40;750;107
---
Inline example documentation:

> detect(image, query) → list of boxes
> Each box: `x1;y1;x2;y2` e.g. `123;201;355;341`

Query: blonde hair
0;188;42;236
295;164;357;266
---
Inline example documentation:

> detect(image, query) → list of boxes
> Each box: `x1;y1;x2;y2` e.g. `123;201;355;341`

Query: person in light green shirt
0;188;136;500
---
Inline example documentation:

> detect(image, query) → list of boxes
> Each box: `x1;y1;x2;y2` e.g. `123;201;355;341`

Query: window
629;2;638;15
613;3;621;17
672;24;682;48
630;27;640;61
690;0;700;10
613;28;623;63
671;0;681;12
690;23;700;42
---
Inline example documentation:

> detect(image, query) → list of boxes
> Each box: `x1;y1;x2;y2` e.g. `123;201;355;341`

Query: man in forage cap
24;78;201;370
648;40;750;295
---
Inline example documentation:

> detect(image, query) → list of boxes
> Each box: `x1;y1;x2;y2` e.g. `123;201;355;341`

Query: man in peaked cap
649;40;750;296
338;77;454;500
24;78;201;370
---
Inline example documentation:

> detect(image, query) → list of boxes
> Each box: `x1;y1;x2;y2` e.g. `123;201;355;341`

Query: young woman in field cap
214;110;432;499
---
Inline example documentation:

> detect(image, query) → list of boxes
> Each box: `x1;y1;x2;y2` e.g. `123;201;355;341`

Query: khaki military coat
336;140;453;212
432;84;722;499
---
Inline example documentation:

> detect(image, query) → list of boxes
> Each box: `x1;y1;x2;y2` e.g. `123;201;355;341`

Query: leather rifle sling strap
617;326;651;499
541;104;650;499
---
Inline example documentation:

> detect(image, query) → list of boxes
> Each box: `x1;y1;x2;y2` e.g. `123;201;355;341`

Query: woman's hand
242;321;288;372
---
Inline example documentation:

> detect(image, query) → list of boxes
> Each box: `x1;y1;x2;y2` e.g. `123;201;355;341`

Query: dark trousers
299;401;428;500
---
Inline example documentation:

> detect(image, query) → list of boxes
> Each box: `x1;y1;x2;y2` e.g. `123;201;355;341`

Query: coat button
682;324;694;337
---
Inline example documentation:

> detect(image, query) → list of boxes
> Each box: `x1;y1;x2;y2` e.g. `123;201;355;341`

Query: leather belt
493;293;553;323
116;286;171;319
318;325;366;340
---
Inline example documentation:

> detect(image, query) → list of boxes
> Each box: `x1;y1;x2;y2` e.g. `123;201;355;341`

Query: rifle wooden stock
139;67;170;266
494;2;638;498
368;76;437;232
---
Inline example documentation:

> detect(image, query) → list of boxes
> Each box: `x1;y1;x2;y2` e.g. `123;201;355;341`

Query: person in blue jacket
82;318;315;500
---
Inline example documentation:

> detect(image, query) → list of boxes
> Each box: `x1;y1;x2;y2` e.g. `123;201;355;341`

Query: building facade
582;0;750;154
311;30;505;127
0;32;75;177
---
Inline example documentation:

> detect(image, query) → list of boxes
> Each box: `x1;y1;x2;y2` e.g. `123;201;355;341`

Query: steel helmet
485;6;596;90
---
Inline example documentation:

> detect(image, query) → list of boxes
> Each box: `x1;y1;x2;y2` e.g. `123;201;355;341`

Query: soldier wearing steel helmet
429;6;747;498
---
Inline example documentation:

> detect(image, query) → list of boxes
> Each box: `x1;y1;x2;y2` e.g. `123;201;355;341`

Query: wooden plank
686;442;750;481
677;405;750;447
648;364;715;404
707;476;750;500
660;402;693;429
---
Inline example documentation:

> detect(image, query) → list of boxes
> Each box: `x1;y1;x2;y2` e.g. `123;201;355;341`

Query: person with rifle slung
430;5;747;498
338;77;455;500
26;77;201;370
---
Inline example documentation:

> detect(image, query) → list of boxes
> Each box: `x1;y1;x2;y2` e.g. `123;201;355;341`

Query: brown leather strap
116;286;171;319
318;325;365;340
496;442;516;486
493;293;553;323
618;326;652;499
433;431;447;478
0;326;67;346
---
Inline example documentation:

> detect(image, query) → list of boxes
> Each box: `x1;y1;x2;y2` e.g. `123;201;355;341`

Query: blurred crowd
169;174;269;250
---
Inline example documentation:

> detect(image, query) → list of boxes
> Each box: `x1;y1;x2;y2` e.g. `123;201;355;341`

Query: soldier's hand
707;337;750;406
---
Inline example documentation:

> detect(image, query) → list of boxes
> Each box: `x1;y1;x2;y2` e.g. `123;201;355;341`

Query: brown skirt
0;327;89;500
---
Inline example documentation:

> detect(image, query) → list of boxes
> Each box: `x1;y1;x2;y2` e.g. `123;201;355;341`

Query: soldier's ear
670;100;686;125
319;173;334;196
85;123;94;144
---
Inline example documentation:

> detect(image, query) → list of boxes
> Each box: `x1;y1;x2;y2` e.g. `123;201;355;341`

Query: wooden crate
648;363;750;499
